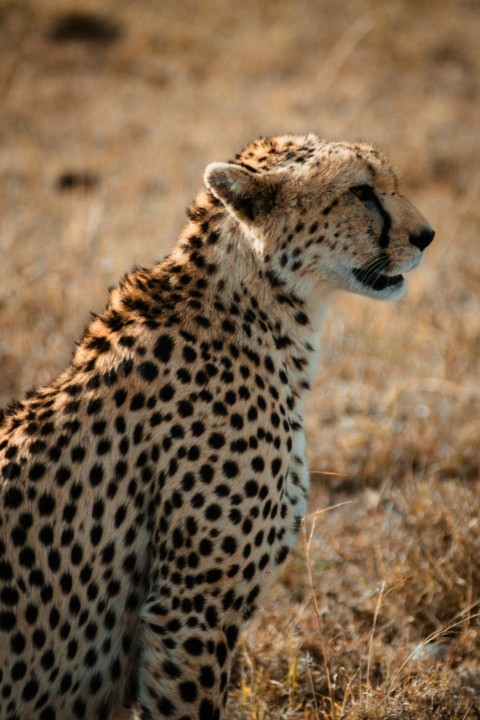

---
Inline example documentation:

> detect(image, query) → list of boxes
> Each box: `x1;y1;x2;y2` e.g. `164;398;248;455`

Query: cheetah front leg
135;595;239;720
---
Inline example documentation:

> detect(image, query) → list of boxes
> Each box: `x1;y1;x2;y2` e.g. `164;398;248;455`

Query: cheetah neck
168;203;331;412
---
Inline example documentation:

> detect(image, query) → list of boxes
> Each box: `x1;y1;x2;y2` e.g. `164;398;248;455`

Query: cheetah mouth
351;266;404;292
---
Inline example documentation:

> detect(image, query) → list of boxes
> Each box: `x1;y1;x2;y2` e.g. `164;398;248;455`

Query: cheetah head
204;134;434;301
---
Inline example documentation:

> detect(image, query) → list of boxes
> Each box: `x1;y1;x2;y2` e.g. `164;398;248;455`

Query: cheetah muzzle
0;134;434;720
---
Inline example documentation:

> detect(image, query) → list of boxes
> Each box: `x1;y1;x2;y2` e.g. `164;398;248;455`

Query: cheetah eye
350;184;380;214
350;184;376;201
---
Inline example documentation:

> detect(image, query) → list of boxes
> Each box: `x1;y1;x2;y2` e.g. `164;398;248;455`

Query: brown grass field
1;0;480;716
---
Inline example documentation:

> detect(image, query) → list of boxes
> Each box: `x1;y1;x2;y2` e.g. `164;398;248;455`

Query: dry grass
229;476;480;718
1;0;480;716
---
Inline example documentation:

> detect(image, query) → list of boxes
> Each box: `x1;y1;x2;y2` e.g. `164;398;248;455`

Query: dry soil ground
1;0;480;717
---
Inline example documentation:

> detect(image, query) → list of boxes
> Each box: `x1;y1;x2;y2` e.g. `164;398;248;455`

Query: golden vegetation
1;0;479;716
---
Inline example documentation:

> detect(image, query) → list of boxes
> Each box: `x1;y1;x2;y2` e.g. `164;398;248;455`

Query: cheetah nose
409;227;435;251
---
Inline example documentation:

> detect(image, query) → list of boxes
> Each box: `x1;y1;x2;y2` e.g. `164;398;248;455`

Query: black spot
92;500;105;520
101;543;115;564
90;525;103;546
247;406;258;422
199;699;216;720
60;573;73;595
29;463;46;481
215;641;227;666
71;446;85;463
97;438;112;455
226;624;238;650
114;505;127;528
29;439;46;454
183;345;197;363
205;504;221;521
11;659;27;680
70;544;83;565
73;697;86;718
4;487;23;509
89;464;104;487
243;562;256;580
205;605;218;628
179;681;198;703
85;648;98;667
1;586;19;606
223;461;239;478
183;637;203;656
154;334;174;363
200;464;214;484
130;393;145;411
0;611;16;632
118;334;135;348
89;672;102;694
222;319;236;334
40;706;56;720
294;311;309;325
176;368;191;384
41;649;55;670
212;401;227;416
67;639;78;660
221;536;237;554
48;550;61;572
205;568;222;583
159;384;175;402
38;525;54;546
251;456;264;473
87;398;103;416
157;696;174;716
191;421;205;437
230;413;244;430
138;361;159;382
92;420;106;435
150;412;162;427
86;335;110;354
177;400;194;418
245;480;259;497
86;373;101;390
163;660;181;679
208;433;225;449
271;458;282;476
275;545;290;565
119;358;133;377
114;389;127;407
103;368;118;386
25;604;38;625
199;665;215;688
0;560;13;581
247;584;260;605
11;631;26;654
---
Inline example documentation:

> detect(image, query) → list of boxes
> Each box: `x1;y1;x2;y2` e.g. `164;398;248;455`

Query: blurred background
1;1;480;716
1;0;479;483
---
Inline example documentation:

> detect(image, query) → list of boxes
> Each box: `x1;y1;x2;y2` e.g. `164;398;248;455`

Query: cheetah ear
204;162;273;224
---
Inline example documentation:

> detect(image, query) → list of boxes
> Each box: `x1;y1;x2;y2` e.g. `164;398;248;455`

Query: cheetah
0;134;434;720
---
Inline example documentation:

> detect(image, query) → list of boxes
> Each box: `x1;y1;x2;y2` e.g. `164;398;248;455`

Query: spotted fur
0;135;434;720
